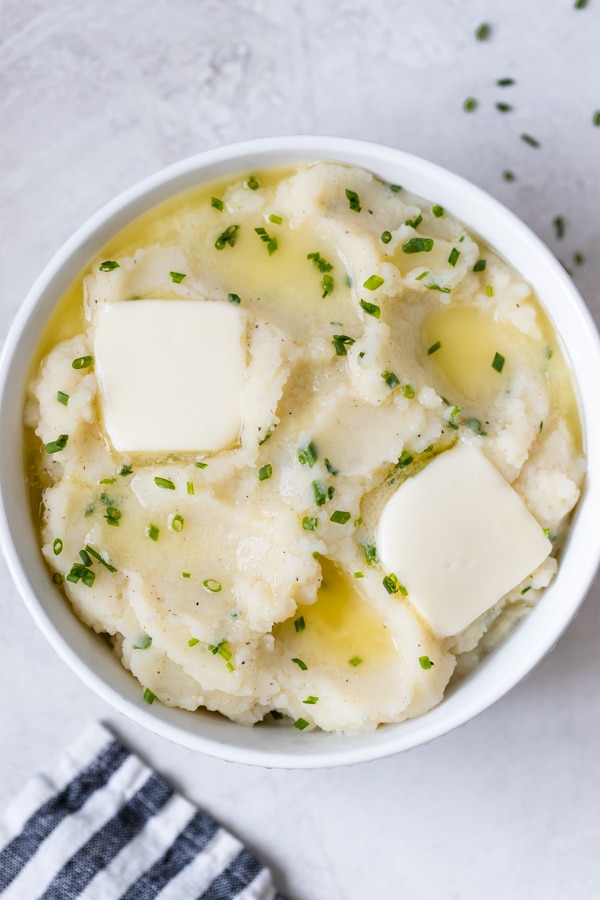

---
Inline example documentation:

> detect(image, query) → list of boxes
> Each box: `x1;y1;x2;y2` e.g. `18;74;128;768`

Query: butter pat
95;300;246;452
376;443;552;637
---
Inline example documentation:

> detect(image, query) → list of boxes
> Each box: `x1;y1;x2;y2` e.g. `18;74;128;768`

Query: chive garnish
382;573;400;594
473;259;487;272
553;216;565;239
187;481;194;495
311;480;327;506
487;285;494;296
521;586;532;595
45;434;69;454
575;0;588;8
181;572;191;579
307;251;333;273
104;507;121;527
227;292;241;304
492;352;505;372
432;205;445;217
292;658;308;670
188;637;200;646
294;616;306;633
464;97;477;112
302;516;318;531
211;196;224;211
133;635;152;650
258;464;272;481
119;464;133;476
72;356;93;369
330;510;351;524
497;77;515;86
359;299;380;318
465;417;488;436
345;188;361;211
382;371;400;389
332;334;355;356
448;248;460;267
79;548;93;567
303;696;319;705
52;573;64;585
405;214;423;229
475;22;490;40
594;110;600;126
195;460;208;469
321;274;334;298
246;175;259;190
170;514;184;532
574;252;585;265
419;655;434;669
215;224;239;250
269;214;283;224
66;563;95;587
203;578;222;593
271;710;284;720
53;538;63;555
354;572;364;578
255;226;278;254
363;274;384;291
381;230;392;244
99;478;116;485
143;688;155;704
390;184;402;192
85;544;117;572
521;133;540;148
99;260;119;271
154;477;175;490
503;170;515;182
298;441;318;468
348;656;363;667
324;459;338;475
169;271;186;283
146;524;159;541
364;543;379;565
402;237;434;254
495;102;512;112
293;718;310;730
397;450;414;468
427;341;441;355
402;384;415;399
56;391;69;406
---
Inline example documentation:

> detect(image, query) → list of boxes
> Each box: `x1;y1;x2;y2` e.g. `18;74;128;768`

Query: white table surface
1;2;600;898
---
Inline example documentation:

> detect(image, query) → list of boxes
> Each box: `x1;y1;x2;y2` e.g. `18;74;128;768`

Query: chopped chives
169;271;186;283
594;110;600;126
486;285;494;297
402;384;415;399
330;510;351;524
465;417;488;436
211;196;224;210
227;292;241;304
503;170;515;182
475;22;490;40
521;585;532;595
246;175;259;190
146;524;160;541
402;237;434;254
397;450;414;468
188;637;199;646
269;213;283;224
495;102;512;112
364;543;378;565
311;480;327;506
405;214;423;229
203;578;222;592
321;273;334;298
302;516;318;531
298;440;318;468
464;97;477;112
307;251;333;273
363;274;384;290
195;460;208;469
427;341;441;355
186;481;194;495
154;477;175;490
85;544;117;572
215;224;239;250
573;252;585;265
553;216;565;239
133;634;152;650
521;133;540;148
432;204;445;217
324;457;339;475
294;616;306;633
72;356;93;369
354;571;364;578
66;563;95;587
349;656;363;667
45;434;69;453
492;352;505;372
332;334;355;356
119;464;133;476
303;696;319;705
99;260;119;271
390;184;402;192
53;538;63;555
473;259;487;272
448;248;460;267
143;688;155;704
181;572;191;579
291;658;308;670
497;77;515;86
382;573;401;594
419;655;434;669
56;390;69;406
171;514;184;532
99;478;116;484
258;464;272;481
271;710;284;720
255;226;278;254
293;718;310;730
382;370;400;389
52;573;64;585
345;188;361;211
575;0;588;7
381;230;392;244
79;548;93;567
359;299;380;318
104;507;121;526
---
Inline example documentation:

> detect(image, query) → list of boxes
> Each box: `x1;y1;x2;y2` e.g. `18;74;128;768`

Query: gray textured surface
1;2;599;898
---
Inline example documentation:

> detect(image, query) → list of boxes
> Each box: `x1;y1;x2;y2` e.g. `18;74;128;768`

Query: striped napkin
0;723;285;899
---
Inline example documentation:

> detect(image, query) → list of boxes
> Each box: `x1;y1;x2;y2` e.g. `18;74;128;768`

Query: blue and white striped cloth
0;723;286;899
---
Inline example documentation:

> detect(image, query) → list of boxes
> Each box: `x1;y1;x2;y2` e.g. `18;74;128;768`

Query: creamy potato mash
24;163;585;732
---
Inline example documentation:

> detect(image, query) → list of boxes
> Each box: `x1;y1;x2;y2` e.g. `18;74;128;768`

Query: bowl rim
2;134;600;768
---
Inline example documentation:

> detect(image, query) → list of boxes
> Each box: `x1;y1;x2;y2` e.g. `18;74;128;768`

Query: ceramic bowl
1;136;599;767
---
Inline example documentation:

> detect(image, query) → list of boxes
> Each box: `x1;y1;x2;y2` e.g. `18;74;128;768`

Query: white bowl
2;136;600;768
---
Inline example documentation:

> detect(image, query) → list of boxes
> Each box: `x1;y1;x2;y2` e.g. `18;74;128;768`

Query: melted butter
274;558;397;671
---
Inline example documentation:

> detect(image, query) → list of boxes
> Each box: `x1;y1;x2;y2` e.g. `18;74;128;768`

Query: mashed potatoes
24;163;585;732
